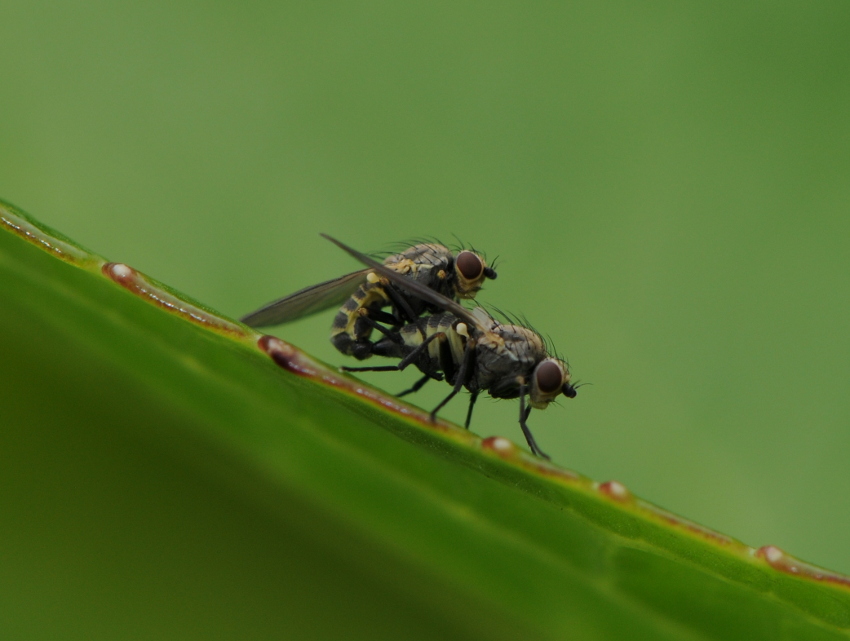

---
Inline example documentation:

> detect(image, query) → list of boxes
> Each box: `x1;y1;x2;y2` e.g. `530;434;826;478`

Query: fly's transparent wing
240;270;368;327
470;306;499;331
321;234;483;330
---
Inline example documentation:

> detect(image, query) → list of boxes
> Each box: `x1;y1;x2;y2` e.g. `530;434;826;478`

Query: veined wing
321;233;483;330
240;269;369;327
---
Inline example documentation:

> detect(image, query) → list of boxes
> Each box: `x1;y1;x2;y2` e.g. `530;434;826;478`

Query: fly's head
529;357;577;409
452;251;497;298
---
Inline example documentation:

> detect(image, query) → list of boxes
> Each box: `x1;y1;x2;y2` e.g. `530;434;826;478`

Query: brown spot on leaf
757;546;850;590
599;480;633;503
102;262;248;338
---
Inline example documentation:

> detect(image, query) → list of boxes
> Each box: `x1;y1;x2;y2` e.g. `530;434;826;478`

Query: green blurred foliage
1;0;848;583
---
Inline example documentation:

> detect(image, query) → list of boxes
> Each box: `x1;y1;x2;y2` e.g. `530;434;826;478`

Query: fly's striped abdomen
330;280;390;359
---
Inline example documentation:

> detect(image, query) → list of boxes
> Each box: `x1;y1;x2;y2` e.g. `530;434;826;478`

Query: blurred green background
1;0;848;579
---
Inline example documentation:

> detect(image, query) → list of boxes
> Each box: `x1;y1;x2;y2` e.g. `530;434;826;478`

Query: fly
241;239;497;360
322;234;577;460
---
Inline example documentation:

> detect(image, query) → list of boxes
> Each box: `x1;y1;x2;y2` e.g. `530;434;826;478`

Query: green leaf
2;199;849;641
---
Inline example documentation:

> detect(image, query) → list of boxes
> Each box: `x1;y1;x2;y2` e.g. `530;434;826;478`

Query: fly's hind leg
332;308;401;360
429;343;474;424
342;331;445;373
354;309;403;344
364;308;403;327
383;283;418;323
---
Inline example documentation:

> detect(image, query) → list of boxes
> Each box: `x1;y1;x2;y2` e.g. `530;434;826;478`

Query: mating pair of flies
241;234;577;459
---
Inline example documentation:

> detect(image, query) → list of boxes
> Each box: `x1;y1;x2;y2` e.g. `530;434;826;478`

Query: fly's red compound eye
535;361;563;394
455;251;484;281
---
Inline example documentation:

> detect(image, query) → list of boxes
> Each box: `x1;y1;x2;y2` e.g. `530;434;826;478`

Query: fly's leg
397;372;443;398
367;308;403;327
353;309;404;344
342;365;402;372
518;382;550;460
383;283;417;323
429;343;474;423
343;331;445;373
463;390;480;429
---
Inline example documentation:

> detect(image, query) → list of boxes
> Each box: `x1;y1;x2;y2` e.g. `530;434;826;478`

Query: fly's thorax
384;244;453;283
470;323;546;393
385;243;453;269
382;244;455;312
491;324;548;365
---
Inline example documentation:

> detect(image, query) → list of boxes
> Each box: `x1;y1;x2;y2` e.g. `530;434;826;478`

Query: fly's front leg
464;390;480;429
518;381;550;460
